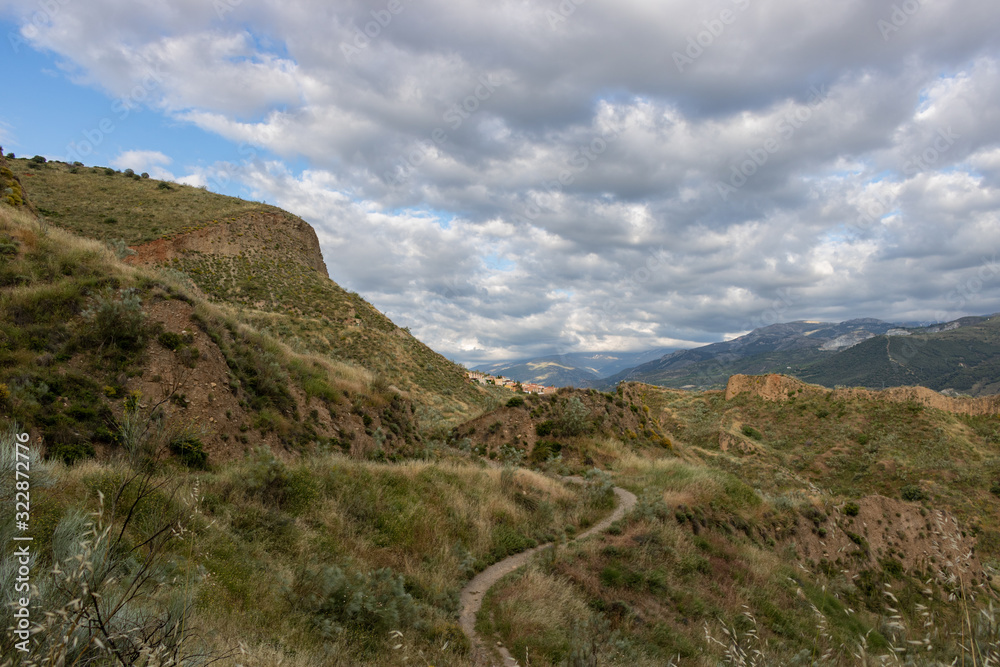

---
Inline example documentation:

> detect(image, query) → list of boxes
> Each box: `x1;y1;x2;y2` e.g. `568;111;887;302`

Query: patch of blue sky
385;206;455;229
0;28;249;180
483;253;515;271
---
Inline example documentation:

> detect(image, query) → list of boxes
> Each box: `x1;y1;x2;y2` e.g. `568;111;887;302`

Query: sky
1;0;999;367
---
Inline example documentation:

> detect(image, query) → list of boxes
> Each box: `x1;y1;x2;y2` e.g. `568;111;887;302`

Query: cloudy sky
1;0;999;365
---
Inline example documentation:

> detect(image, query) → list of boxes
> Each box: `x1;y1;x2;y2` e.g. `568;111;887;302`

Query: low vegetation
3;158;999;665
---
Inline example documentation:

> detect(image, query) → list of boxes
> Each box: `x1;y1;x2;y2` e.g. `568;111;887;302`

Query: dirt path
458;483;638;666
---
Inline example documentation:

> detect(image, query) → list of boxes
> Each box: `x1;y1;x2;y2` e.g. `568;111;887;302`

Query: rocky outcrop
724;374;810;401
725;374;1000;416
126;207;329;278
831;384;1000;416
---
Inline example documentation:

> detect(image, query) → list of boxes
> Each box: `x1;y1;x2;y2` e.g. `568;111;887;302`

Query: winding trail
458;482;638;666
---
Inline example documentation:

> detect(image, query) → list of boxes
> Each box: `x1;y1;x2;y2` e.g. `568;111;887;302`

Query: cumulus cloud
110;150;174;180
3;0;999;364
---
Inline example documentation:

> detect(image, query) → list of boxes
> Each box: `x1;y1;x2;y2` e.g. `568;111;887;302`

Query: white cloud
4;0;1000;363
109;150;174;180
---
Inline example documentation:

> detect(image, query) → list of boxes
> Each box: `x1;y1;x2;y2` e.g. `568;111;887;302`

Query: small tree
557;396;590;436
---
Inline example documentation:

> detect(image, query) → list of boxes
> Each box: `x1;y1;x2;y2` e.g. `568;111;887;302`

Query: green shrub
157;331;185;351
901;484;927;502
103;168;115;176
506;395;525;408
30;155;46;164
844;502;860;517
557;396;590;436
82;288;149;352
741;425;762;440
157;181;172;190
536;420;555;437
169;434;208;469
530;439;561;463
47;440;95;464
991;480;1000;497
298;565;418;638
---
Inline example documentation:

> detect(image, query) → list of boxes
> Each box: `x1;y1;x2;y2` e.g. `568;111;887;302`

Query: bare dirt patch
793;494;988;585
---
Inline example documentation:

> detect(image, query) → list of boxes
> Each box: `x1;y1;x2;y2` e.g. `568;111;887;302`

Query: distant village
465;370;558;395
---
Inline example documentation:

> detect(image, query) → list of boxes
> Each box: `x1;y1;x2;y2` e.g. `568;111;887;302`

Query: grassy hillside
7;157;495;428
470;378;1000;665
7;157;262;244
4;152;1000;666
0;177;607;664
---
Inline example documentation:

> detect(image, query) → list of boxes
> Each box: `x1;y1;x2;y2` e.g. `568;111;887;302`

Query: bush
157;331;185;351
141;172;149;179
991;480;1000;497
536;419;556;437
843;502;860;517
557;396;590;436
506;395;525;408
169;434;208;469
30;155;46;164
298;565;418;638
741;425;762;440
157;181;172;190
901;484;927;502
103;168;115;176
530;439;561;463
124;168;135;177
82;288;149;352
47;440;95;465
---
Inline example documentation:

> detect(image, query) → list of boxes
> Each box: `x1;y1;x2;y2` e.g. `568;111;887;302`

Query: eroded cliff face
725;373;1000;416
127;207;329;278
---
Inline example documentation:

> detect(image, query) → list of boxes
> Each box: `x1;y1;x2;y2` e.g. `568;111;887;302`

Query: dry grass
9;158;261;245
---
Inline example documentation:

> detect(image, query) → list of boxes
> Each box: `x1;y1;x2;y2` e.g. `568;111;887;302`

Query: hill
471;376;1000;664
4;150;1000;666
6;156;495;429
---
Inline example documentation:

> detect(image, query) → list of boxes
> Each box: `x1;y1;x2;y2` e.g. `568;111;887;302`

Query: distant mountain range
472;348;674;387
477;315;1000;396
